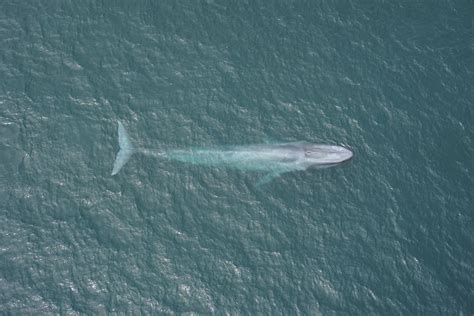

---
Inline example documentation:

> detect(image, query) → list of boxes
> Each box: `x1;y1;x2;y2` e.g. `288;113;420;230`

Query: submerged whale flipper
256;171;283;187
111;121;135;175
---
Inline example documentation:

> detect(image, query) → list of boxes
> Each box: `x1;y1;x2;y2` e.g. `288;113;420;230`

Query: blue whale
111;121;353;185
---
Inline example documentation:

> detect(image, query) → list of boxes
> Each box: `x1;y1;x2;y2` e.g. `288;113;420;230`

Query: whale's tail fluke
111;121;135;175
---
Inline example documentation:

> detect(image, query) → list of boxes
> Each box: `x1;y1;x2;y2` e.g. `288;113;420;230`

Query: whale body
111;121;353;185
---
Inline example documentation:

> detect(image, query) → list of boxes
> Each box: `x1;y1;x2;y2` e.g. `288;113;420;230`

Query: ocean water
0;1;472;314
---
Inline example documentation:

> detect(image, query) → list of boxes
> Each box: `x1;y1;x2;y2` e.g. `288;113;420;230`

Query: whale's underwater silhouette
111;121;353;185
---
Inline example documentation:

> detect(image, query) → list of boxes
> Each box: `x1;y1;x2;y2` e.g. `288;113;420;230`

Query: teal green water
1;1;472;314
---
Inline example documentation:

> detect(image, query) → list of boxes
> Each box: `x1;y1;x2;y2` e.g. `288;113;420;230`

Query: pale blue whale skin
111;121;353;184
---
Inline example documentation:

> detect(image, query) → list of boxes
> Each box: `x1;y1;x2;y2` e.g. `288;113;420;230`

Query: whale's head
303;144;353;167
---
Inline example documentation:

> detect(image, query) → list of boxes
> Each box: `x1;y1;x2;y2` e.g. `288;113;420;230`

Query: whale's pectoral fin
256;171;283;187
263;137;278;144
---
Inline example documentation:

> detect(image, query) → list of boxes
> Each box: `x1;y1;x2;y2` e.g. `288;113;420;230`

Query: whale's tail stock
111;121;135;175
